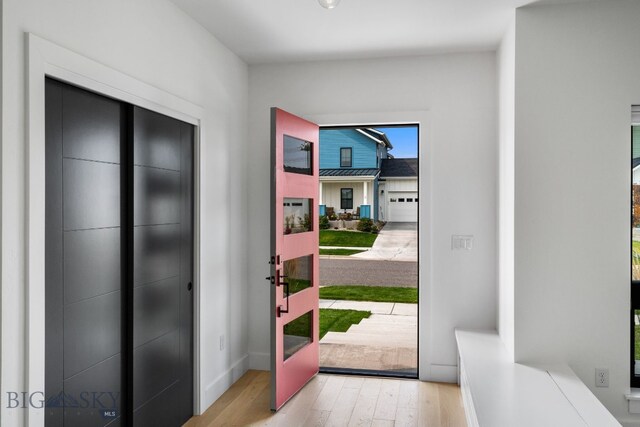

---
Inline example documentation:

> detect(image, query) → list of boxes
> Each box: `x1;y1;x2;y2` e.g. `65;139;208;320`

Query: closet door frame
26;33;203;427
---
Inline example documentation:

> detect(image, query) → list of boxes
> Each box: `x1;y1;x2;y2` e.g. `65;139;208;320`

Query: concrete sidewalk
319;299;417;315
352;222;417;261
319;299;418;372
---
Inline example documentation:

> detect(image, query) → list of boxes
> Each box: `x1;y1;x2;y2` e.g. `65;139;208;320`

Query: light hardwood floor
185;370;467;427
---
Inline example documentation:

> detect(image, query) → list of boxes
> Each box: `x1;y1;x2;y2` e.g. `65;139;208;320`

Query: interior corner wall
247;53;498;376
497;16;516;361
1;0;249;424
513;1;640;424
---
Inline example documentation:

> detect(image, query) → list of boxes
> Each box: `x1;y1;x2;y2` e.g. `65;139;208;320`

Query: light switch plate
452;235;474;250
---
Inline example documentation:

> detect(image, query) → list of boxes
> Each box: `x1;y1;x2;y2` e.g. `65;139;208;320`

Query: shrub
357;218;374;233
329;213;338;220
319;215;330;230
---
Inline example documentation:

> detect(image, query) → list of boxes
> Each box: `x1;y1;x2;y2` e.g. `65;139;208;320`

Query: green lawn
283;308;371;340
319;285;417;304
319;308;371;339
319;248;365;256
319;230;378;248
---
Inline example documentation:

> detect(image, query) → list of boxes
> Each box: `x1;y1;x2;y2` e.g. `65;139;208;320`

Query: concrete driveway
352;222;417;261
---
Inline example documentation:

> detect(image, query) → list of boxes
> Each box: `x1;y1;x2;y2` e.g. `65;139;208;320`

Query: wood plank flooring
184;370;467;427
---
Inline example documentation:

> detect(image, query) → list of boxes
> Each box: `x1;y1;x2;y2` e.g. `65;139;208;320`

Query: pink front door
270;108;320;411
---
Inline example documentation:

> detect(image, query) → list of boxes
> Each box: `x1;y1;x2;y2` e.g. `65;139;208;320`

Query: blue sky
375;126;418;158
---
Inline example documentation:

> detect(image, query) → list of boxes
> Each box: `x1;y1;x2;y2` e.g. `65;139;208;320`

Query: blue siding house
318;128;392;221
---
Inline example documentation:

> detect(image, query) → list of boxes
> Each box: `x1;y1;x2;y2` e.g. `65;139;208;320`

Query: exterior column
319;181;323;205
363;181;368;205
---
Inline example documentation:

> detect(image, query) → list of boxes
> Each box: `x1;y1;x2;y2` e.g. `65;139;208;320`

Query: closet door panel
133;107;181;170
133;224;181;286
62;84;121;163
46;78;123;427
63;158;120;230
63;355;121;427
63;291;121;379
133;166;180;226
132;107;193;425
63;228;120;305
133;276;180;347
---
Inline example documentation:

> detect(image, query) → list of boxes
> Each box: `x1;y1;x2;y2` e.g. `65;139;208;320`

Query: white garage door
388;192;418;222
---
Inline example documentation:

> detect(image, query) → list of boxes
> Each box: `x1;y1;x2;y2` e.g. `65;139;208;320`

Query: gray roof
380;158;418;178
319;168;379;177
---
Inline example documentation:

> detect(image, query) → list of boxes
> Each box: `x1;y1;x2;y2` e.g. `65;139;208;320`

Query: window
390;198;397;202
283;198;313;235
341;188;353;210
398;198;405;203
340;147;352;168
632;112;640;386
283;135;313;175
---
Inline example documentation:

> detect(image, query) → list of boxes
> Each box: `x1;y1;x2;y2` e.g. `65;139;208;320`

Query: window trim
340;147;352;168
340;188;353;210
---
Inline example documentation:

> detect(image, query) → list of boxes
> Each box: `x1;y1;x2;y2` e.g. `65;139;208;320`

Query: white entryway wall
507;1;640;425
247;52;498;381
2;0;249;425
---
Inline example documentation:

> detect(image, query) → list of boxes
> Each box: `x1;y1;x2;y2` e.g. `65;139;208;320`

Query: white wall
247;53;498;376
1;0;248;424
497;16;516;361
513;1;640;424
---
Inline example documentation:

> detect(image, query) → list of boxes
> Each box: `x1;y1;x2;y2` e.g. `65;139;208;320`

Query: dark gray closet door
45;78;124;427
132;107;193;427
46;79;194;427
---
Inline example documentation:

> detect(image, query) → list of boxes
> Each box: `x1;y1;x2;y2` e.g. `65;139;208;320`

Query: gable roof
380;158;418;178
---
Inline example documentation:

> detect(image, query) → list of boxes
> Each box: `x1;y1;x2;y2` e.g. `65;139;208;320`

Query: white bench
455;329;620;427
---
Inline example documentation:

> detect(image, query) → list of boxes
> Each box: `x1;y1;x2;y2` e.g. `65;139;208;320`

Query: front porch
319;179;376;220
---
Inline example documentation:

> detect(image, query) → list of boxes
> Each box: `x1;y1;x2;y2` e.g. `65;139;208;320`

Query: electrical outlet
595;368;609;387
219;334;225;351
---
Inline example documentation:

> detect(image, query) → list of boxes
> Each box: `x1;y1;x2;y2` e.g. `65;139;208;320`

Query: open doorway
317;124;419;378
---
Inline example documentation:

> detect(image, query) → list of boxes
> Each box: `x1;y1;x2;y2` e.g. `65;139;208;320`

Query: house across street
319;128;418;222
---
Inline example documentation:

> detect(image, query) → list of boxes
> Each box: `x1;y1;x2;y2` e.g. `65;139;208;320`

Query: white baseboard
429;364;457;383
201;354;249;414
249;351;270;371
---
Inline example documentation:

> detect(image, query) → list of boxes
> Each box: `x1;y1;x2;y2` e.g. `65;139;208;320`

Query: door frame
305;111;433;382
26;33;203;427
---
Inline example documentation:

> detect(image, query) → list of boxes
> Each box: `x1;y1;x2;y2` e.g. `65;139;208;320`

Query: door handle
277;274;290;317
187;282;192;291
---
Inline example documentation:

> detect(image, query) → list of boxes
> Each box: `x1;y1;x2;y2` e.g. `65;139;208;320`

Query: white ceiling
169;0;578;64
